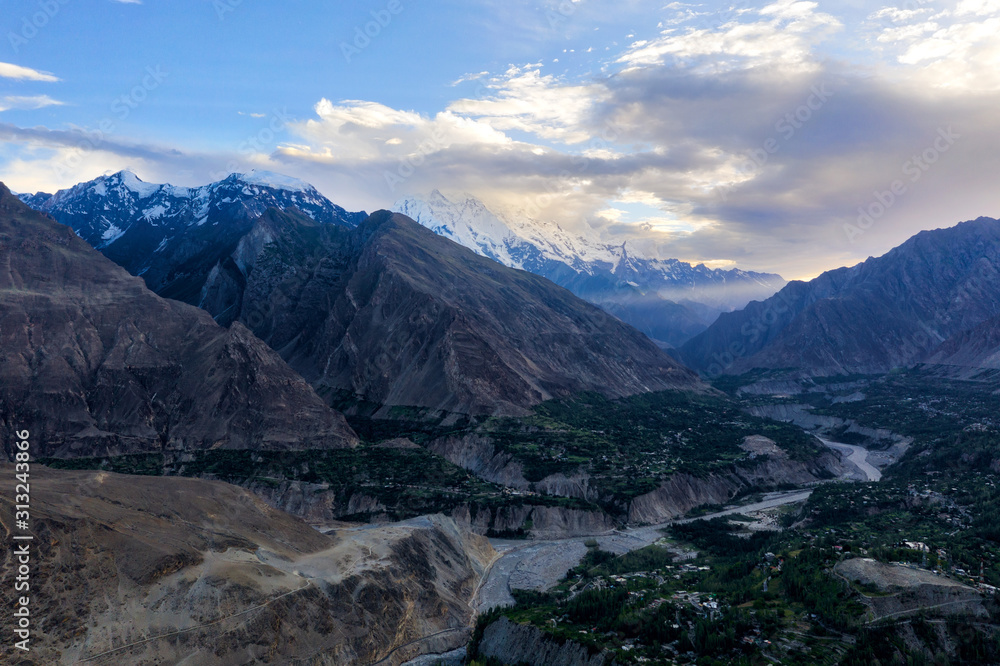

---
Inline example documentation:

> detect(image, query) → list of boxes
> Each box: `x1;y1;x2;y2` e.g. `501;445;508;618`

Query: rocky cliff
927;311;1000;370
476;617;614;666
0;183;357;458
425;428;842;528
626;453;843;524
241;476;616;539
0;465;495;665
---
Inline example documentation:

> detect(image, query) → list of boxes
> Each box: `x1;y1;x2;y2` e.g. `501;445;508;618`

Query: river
474;488;814;612
819;437;882;481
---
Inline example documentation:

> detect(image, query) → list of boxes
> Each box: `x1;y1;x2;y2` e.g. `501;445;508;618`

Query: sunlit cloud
0;62;60;82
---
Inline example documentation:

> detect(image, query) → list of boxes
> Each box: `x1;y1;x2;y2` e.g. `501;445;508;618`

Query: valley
5;171;1000;665
5;1;1000;662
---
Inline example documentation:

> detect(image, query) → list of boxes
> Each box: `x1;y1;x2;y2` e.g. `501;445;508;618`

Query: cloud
617;0;841;74
869;0;1000;91
0;95;65;112
285;98;511;164
451;71;489;86
0;62;60;82
111;0;143;4
4;1;1000;280
447;65;606;143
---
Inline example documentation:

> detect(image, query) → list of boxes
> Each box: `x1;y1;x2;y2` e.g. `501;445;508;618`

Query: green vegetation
472;368;1000;664
481;510;1000;665
39;388;831;527
476;391;826;503
338;390;826;506
479;523;872;665
40;445;596;523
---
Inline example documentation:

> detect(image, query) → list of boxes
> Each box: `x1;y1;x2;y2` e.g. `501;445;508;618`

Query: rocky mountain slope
393;191;786;346
927;311;1000;370
0;465;494;665
19;169;365;306
680;216;1000;376
475;616;614;666
202;207;703;415
0;183;356;458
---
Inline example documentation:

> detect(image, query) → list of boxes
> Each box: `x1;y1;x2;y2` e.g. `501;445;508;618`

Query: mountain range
18;169;1000;394
19;169;365;305
680;216;1000;377
10;175;701;420
21;174;785;351
0;183;356;459
392;191;786;347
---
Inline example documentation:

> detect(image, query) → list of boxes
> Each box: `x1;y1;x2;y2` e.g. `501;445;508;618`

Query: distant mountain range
392;191;786;347
13;174;702;417
680;216;1000;377
23;170;998;388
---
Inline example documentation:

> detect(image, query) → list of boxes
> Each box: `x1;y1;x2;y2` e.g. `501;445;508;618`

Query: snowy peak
22;170;366;249
232;169;315;193
108;169;162;197
394;191;524;267
391;192;786;314
18;171;368;301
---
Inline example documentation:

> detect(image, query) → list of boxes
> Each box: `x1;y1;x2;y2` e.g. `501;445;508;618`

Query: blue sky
2;0;1000;278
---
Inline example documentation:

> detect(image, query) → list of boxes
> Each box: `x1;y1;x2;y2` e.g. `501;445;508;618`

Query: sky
1;0;999;279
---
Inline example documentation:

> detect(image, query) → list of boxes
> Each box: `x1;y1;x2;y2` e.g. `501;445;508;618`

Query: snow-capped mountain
19;170;366;304
392;192;785;346
394;190;620;272
21;169;363;250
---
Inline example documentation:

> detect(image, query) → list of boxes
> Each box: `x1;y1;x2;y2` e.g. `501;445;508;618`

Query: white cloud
286;98;511;164
956;0;1000;16
617;0;841;73
0;62;60;82
871;0;1000;90
450;71;489;86
0;96;65;112
446;65;605;143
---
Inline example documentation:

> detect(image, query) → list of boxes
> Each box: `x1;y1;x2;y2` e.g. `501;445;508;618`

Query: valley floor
475;488;817;613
